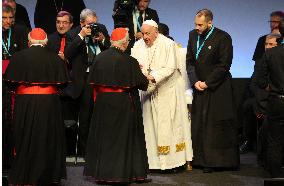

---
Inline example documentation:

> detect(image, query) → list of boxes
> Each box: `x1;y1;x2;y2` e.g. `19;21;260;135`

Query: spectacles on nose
56;21;70;25
268;21;280;24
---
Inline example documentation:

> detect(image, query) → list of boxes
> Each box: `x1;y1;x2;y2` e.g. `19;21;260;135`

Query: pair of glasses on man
56;21;71;25
268;21;280;23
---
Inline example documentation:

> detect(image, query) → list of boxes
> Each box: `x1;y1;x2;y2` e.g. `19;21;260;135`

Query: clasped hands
194;81;208;91
139;64;156;83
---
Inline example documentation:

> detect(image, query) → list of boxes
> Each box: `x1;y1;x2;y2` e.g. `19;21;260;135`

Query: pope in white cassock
131;20;193;170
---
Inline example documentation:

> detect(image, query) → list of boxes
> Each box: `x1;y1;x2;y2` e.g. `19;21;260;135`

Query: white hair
266;33;281;40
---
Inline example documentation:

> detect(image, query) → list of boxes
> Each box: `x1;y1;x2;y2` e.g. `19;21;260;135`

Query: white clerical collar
30;44;44;47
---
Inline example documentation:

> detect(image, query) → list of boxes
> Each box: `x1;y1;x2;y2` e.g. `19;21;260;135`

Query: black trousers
60;95;79;156
77;74;94;156
242;97;257;146
266;96;284;178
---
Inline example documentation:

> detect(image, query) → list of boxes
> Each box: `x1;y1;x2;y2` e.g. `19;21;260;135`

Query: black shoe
203;168;213;173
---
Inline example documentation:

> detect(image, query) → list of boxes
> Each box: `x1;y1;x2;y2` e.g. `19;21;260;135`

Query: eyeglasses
56;21;71;25
268;21;280;23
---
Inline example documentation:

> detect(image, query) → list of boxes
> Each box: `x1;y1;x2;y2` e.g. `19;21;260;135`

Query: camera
88;23;102;38
113;0;138;28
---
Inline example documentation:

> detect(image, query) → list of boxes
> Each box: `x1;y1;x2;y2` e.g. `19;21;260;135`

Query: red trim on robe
16;85;58;94
93;85;129;102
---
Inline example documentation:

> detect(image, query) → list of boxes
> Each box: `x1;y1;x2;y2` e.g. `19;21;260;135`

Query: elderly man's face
56;15;73;35
141;24;158;47
2;11;14;30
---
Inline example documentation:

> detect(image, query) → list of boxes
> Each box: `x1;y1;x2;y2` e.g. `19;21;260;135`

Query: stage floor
61;152;270;186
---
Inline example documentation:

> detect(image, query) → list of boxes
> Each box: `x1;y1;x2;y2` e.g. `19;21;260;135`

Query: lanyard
195;26;215;60
89;44;97;55
135;11;142;32
2;28;12;56
85;37;97;55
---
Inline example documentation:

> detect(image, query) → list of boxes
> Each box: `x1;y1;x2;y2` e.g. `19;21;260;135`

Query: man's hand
58;52;69;66
58;52;66;61
135;32;143;40
79;25;92;38
194;81;204;91
199;81;208;89
147;74;156;83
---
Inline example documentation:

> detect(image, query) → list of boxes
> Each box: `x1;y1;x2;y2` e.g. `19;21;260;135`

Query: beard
196;25;211;35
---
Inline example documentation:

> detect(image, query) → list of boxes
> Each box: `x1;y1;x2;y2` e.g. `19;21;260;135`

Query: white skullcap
142;19;158;28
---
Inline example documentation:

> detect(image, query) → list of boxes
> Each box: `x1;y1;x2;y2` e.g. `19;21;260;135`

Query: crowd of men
2;0;284;185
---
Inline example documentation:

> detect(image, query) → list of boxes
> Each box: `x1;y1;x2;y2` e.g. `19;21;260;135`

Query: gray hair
266;33;281;40
80;9;97;22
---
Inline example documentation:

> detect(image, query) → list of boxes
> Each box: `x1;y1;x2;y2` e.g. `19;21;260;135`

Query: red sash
16;85;58;94
2;59;10;74
93;86;129;102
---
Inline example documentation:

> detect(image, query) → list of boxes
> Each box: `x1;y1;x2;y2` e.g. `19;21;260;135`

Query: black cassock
186;27;239;168
4;46;69;185
84;47;149;183
2;23;29;170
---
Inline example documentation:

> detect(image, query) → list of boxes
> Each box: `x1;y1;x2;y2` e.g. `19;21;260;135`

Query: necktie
59;35;66;53
137;11;143;32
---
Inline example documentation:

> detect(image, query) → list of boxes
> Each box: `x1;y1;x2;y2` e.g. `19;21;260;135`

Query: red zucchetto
111;27;128;41
29;28;47;40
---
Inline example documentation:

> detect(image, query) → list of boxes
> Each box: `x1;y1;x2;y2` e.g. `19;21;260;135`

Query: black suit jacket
47;31;63;54
128;8;159;40
64;24;110;98
252;35;266;62
257;44;284;96
47;31;71;55
2;24;29;59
